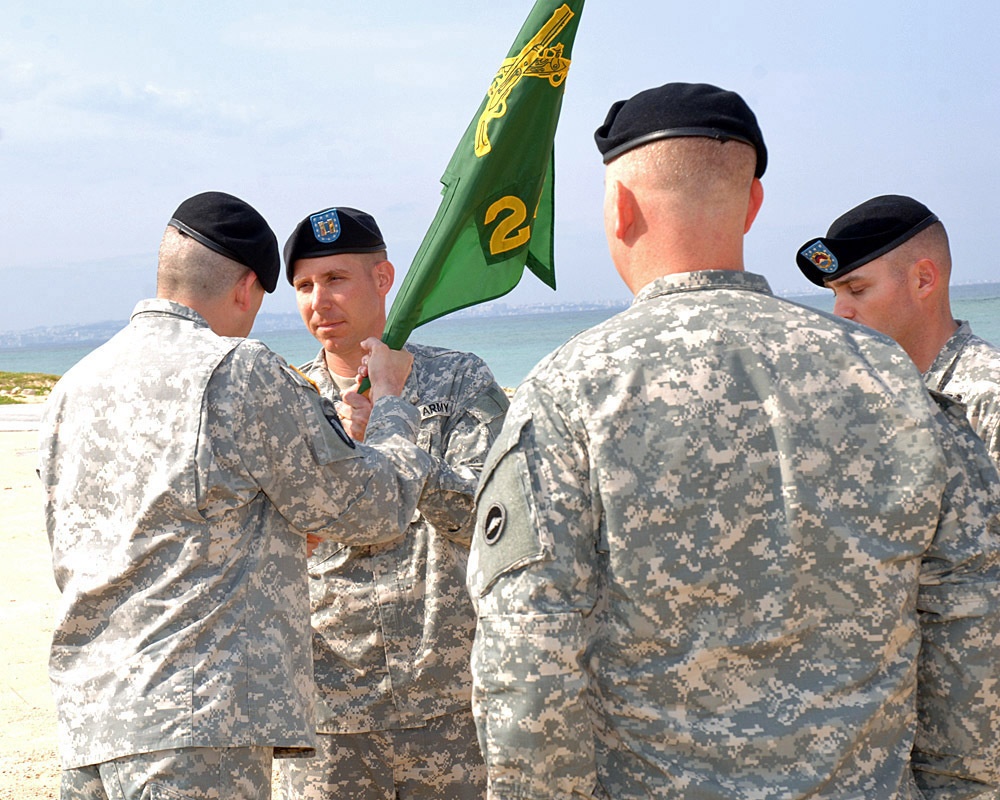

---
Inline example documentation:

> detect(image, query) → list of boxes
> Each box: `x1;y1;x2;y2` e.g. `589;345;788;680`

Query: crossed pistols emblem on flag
474;4;574;158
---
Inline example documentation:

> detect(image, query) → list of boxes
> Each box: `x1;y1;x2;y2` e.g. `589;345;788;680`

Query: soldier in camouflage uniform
277;207;506;799
797;194;1000;465
38;192;434;800
467;83;1000;798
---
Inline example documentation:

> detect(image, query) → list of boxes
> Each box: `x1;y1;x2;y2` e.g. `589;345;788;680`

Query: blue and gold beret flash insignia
311;209;341;244
800;241;839;274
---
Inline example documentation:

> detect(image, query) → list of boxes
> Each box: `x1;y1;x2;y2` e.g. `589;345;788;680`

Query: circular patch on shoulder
483;503;507;546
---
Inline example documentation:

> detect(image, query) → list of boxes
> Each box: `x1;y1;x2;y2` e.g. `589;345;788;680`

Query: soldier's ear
373;259;394;298
744;178;764;234
611;180;636;242
233;269;261;312
913;258;939;299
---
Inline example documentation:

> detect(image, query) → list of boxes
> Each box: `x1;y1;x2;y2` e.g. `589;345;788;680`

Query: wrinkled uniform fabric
38;299;432;771
467;271;1000;800
924;319;1000;466
60;746;272;800
275;707;486;800
298;343;507;735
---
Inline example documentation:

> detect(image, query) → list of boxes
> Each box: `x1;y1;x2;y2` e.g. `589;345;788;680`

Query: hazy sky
2;1;998;333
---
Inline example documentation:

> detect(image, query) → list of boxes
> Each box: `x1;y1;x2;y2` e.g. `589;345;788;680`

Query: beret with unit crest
796;195;939;286
283;207;387;286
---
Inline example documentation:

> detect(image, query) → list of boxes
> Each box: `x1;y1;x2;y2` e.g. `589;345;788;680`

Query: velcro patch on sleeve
472;417;549;595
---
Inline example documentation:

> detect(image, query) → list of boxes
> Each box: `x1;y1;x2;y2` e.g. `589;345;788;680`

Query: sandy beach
0;403;60;799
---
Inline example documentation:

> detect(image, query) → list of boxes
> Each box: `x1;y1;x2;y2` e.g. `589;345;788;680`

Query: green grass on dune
0;371;59;404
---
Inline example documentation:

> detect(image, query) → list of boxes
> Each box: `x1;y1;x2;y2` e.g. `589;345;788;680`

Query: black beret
796;195;940;286
283;207;387;285
594;82;767;177
168;191;280;293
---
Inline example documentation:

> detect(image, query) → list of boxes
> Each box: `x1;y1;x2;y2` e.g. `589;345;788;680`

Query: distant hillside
5;283;997;351
0;320;127;350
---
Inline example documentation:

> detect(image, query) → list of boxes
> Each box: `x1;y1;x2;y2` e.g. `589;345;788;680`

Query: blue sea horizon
3;283;1000;389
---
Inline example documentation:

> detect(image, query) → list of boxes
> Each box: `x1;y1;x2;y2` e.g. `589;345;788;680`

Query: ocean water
3;284;999;388
260;308;624;389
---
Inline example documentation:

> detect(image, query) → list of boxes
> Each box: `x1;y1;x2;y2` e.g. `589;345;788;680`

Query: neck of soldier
322;323;388;383
906;298;960;374
163;289;256;338
619;207;747;295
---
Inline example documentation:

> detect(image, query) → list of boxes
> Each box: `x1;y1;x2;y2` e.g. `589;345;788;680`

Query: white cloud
0;59;52;102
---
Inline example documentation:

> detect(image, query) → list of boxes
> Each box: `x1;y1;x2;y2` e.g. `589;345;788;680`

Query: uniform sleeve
467;379;603;800
912;401;1000;798
240;348;433;546
966;392;1000;469
420;371;509;545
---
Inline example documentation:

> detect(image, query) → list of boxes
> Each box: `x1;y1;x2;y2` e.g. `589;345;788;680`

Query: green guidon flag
382;0;585;350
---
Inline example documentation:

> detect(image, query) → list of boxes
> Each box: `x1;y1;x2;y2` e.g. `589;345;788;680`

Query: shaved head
157;226;252;301
606;137;756;201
